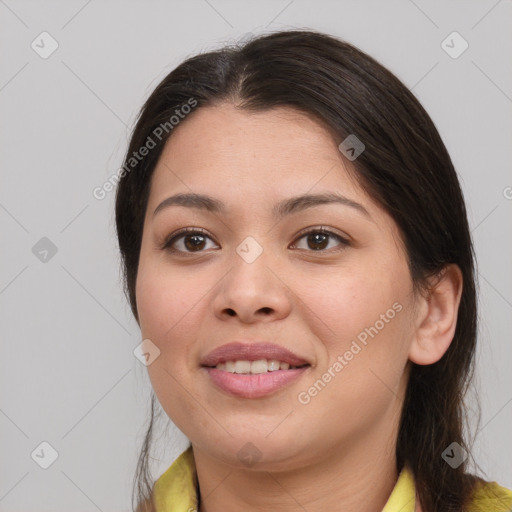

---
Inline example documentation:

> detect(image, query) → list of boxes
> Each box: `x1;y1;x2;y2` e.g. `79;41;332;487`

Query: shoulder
466;478;512;512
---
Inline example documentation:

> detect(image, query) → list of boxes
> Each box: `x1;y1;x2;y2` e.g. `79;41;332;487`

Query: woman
115;30;512;512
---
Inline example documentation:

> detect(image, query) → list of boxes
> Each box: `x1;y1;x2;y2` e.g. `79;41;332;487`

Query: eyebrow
152;192;371;220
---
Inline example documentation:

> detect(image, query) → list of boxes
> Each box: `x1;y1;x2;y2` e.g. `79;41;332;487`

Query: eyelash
160;226;350;255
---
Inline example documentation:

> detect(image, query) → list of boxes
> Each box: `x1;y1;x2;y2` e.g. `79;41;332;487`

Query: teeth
267;359;281;371
214;359;301;373
251;359;268;374
234;360;251;374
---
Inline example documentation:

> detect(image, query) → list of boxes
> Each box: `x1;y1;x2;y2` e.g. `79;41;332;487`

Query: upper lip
201;342;310;367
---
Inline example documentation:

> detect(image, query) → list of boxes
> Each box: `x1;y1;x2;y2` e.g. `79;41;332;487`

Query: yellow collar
153;447;512;512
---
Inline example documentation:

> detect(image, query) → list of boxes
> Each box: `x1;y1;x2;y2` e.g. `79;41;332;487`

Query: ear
408;264;463;365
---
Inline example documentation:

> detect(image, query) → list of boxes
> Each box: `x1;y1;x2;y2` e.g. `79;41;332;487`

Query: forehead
149;103;368;206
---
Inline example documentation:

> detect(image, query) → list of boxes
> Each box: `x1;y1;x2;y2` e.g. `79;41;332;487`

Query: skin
135;104;462;512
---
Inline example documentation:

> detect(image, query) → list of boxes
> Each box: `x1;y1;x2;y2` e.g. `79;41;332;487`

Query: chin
195;430;310;472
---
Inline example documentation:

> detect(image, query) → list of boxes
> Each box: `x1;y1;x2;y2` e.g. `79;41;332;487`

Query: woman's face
136;104;420;471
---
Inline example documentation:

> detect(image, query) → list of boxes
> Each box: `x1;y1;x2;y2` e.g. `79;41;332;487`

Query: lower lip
204;367;309;398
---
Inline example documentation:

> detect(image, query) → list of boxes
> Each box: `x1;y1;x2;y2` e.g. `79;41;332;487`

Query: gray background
1;0;511;510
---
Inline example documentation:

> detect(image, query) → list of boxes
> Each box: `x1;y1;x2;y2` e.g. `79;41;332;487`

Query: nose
211;243;292;324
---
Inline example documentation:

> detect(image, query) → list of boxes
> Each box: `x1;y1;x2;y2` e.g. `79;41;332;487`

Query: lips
200;342;311;398
200;341;310;368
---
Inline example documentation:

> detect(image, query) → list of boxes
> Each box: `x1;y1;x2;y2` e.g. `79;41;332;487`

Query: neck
193;417;401;512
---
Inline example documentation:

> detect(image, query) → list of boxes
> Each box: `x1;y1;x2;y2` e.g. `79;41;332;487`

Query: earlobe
408;264;463;365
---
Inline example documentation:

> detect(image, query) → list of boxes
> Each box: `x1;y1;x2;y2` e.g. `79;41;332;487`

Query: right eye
161;228;219;254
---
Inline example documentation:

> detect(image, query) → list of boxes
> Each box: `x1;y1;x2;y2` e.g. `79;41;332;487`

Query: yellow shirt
153;447;512;512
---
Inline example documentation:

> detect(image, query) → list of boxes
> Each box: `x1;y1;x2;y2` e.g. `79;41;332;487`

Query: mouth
201;341;310;368
200;342;311;398
212;359;309;373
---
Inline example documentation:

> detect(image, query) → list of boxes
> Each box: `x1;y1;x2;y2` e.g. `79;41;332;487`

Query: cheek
135;258;216;387
295;266;400;349
135;259;206;342
297;280;411;437
136;263;208;429
295;265;412;403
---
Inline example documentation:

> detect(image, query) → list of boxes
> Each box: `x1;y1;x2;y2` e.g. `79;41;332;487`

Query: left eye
161;227;349;254
291;228;349;252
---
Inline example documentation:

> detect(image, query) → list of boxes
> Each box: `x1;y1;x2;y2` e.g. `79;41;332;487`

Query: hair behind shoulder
135;496;155;512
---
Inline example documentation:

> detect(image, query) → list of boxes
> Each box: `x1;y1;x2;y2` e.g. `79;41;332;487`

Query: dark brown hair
115;30;480;512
